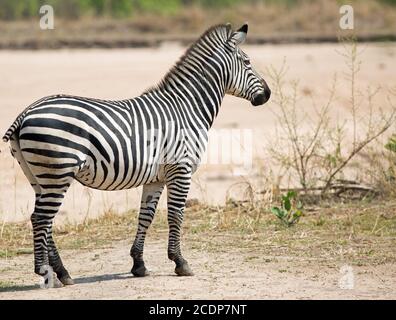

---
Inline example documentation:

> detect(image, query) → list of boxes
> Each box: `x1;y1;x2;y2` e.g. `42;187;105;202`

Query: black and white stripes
3;23;270;286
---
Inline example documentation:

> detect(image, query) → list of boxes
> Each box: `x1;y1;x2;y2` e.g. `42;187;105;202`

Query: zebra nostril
251;88;271;106
251;93;266;106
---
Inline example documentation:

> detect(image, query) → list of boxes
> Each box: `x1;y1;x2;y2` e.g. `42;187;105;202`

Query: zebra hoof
53;278;64;288
37;266;64;289
40;277;63;289
175;263;194;276
55;267;74;285
131;265;150;277
59;275;75;286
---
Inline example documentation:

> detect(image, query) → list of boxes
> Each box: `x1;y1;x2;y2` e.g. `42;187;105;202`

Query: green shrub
135;0;181;15
385;134;396;153
270;191;303;227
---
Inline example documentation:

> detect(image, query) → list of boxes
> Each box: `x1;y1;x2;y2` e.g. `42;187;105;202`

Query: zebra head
225;23;271;106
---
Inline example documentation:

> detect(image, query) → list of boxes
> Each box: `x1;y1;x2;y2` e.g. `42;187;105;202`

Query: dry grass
360;137;396;198
186;200;396;265
0;200;395;266
0;280;15;289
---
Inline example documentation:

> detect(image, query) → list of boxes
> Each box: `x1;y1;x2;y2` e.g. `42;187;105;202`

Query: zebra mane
144;24;233;94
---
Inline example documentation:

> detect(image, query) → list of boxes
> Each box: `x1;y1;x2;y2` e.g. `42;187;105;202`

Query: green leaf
293;210;303;218
283;197;291;212
287;191;297;199
271;207;285;218
385;135;396;153
297;201;303;210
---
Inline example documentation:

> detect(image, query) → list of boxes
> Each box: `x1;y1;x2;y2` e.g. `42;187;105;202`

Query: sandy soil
0;238;394;299
0;43;395;224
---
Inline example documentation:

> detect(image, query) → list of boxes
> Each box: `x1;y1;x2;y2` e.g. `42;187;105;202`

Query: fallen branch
259;181;378;200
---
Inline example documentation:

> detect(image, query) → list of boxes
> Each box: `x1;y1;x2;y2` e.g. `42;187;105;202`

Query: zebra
2;23;270;287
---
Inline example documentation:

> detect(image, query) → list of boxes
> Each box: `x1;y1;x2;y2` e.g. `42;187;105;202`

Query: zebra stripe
3;23;270;285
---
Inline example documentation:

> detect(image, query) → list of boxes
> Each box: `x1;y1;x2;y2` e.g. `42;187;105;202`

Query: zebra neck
161;68;226;130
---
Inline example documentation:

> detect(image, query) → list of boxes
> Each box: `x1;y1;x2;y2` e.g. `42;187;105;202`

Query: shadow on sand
74;272;133;284
0;284;39;293
0;271;170;293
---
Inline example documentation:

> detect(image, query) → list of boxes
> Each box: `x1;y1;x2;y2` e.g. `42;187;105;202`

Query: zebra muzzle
251;90;270;106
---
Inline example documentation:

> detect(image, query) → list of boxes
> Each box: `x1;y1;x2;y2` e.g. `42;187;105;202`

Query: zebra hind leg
9;137;58;287
14;139;76;287
131;182;164;277
48;223;74;285
166;166;194;276
30;208;60;288
31;189;74;287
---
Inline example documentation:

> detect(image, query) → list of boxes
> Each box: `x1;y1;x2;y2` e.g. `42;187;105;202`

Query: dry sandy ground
0;238;395;299
0;43;395;224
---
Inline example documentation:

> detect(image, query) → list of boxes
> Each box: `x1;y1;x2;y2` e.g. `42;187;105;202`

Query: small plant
385;134;396;153
381;134;396;193
270;191;303;227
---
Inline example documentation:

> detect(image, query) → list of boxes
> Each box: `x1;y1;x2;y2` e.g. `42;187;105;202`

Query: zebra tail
2;116;23;143
2;95;51;143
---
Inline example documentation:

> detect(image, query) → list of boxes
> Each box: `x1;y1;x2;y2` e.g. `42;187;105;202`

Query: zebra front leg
166;166;194;276
131;182;164;277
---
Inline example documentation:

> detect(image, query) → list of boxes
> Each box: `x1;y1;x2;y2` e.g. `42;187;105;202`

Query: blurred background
0;0;395;48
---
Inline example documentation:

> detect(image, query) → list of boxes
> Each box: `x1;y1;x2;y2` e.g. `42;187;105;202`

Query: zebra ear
227;23;248;47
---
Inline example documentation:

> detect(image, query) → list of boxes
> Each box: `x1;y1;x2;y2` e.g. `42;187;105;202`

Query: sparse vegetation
0;200;395;266
356;133;396;199
0;280;15;289
267;40;396;199
385;134;396;153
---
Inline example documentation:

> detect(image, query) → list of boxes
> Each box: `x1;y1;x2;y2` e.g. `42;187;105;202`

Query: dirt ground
0;238;394;300
0;43;395;224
